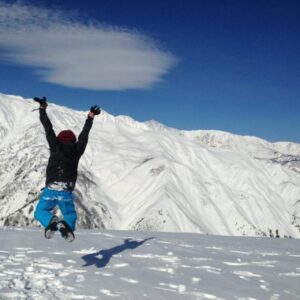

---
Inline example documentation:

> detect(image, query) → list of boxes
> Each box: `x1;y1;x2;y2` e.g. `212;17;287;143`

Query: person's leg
34;188;57;228
57;191;77;231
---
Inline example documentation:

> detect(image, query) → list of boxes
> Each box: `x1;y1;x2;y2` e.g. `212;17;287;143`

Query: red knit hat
57;130;76;143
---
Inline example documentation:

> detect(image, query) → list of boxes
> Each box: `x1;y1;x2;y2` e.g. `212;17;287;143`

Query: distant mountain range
1;93;299;237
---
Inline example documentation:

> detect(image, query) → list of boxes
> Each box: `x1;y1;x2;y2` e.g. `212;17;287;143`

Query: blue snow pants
34;187;77;231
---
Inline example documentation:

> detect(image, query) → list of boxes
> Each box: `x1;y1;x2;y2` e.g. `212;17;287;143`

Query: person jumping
33;97;100;242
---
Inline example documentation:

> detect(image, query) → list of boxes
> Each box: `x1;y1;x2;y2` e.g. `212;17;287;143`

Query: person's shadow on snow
81;237;154;268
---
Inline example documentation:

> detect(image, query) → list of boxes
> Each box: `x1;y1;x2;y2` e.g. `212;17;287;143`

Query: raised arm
34;97;57;149
77;106;101;156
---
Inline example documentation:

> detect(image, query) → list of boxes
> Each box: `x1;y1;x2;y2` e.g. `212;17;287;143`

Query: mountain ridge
0;93;300;237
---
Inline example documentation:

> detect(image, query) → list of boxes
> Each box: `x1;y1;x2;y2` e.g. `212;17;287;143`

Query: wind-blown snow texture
0;93;300;237
0;227;300;299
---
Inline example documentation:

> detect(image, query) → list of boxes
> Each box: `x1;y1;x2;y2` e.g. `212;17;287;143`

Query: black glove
34;97;48;108
90;105;101;115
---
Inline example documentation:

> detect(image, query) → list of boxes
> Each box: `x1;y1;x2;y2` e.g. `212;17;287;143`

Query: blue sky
0;0;299;143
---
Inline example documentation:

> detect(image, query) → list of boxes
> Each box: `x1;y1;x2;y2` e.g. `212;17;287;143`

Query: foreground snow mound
0;93;300;237
0;227;300;299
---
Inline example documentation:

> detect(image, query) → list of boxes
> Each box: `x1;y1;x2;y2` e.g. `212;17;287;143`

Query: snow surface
0;227;300;299
0;93;300;238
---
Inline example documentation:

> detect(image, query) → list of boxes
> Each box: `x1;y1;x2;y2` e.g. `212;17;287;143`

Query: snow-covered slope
1;227;300;299
0;93;300;237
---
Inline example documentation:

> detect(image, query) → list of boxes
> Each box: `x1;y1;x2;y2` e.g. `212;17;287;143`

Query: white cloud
0;1;177;90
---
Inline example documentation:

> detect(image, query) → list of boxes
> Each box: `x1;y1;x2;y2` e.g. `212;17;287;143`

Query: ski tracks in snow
1;228;300;299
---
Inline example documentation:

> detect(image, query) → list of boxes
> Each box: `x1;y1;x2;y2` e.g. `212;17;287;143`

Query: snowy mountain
1;227;300;299
0;93;300;237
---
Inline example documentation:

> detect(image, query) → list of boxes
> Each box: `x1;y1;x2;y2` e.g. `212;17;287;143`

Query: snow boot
44;216;59;239
57;220;75;242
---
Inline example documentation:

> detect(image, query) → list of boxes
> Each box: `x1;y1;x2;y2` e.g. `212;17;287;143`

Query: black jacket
40;108;93;191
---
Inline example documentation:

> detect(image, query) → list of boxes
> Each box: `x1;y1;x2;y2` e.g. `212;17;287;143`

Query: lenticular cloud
0;1;177;90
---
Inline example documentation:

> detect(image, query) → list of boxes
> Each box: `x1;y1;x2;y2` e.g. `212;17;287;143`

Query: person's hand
34;97;48;108
89;106;101;118
90;106;101;115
